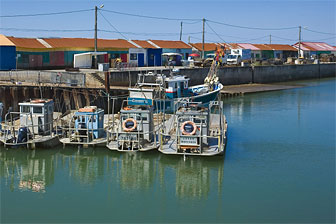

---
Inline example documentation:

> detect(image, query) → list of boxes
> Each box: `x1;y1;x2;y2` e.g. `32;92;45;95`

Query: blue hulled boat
127;65;223;113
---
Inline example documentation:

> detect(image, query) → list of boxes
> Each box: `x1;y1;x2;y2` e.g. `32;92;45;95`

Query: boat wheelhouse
159;100;227;156
0;99;59;148
60;106;106;147
107;89;166;152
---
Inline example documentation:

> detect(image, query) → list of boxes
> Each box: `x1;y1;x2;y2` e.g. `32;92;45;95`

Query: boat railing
160;130;224;154
1;112;56;146
60;113;105;144
107;112;161;151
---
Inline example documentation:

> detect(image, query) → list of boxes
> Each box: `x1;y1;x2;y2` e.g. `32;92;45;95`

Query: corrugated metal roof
7;36;46;48
190;43;219;51
237;43;260;50
300;42;336;51
132;40;156;48
43;38;136;49
265;44;297;51
0;34;15;46
149;40;191;49
252;44;273;51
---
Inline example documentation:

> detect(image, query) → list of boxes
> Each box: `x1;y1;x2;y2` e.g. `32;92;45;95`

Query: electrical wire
302;27;335;35
303;36;336;42
0;9;93;18
207;19;298;31
98;11;128;39
206;31;269;41
0;27;202;37
205;21;228;44
0;27;94;32
101;9;201;21
271;35;297;41
189;36;221;44
100;29;202;36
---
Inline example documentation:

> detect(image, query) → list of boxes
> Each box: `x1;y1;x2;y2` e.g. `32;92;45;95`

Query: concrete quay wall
109;63;336;86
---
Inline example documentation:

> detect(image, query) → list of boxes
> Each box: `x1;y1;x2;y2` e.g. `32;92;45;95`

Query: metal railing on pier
0;70;86;87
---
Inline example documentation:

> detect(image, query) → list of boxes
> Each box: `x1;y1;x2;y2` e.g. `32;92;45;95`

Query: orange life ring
122;118;137;132
180;121;197;135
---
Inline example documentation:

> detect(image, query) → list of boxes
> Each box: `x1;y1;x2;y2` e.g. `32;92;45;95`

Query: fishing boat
159;100;227;156
128;61;223;113
59;106;106;147
0;99;60;148
106;90;167;152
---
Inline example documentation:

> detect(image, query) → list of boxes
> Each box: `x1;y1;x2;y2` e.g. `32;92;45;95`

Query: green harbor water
1;78;335;223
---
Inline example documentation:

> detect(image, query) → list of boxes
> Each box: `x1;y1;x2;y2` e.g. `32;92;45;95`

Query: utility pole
269;34;272;44
188;36;191;44
202;18;205;59
94;6;98;69
179;22;183;41
298;25;301;59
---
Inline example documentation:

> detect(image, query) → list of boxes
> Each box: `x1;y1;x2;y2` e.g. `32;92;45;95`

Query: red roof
7;36;46;48
190;43;219;51
293;42;336;51
43;38;136;49
252;44;273;51
149;40;191;49
222;43;242;50
265;44;297;51
132;40;156;48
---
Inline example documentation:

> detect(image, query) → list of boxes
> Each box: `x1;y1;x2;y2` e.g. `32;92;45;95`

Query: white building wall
128;48;147;66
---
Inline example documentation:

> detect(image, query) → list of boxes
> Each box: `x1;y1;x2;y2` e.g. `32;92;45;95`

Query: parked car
227;54;242;65
162;53;183;66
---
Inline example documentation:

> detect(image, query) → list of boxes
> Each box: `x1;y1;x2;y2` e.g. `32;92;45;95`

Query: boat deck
107;141;159;152
60;137;106;147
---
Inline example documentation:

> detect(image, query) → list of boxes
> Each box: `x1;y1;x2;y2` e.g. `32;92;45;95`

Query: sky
0;0;335;45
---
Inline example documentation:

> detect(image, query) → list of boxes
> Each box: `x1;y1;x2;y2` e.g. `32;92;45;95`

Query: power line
207;19;298;31
205;21;228;44
0;27;94;32
0;9;93;18
302;27;335;35
98;11;128;39
101;9;201;21
0;27;202;37
100;29;202;36
206;31;269;41
189;36;219;43
271;35;297;41
303;36;336;41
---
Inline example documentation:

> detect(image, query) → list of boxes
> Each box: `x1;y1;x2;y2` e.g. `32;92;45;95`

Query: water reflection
159;156;224;199
0;147;225;199
0;149;56;193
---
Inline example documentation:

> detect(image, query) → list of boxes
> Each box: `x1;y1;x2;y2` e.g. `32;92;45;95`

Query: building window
130;53;137;60
256;54;260;58
21;106;30;113
33;106;42;114
111;54;120;59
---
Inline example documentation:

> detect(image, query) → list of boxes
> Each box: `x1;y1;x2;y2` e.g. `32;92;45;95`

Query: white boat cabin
19;99;54;135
